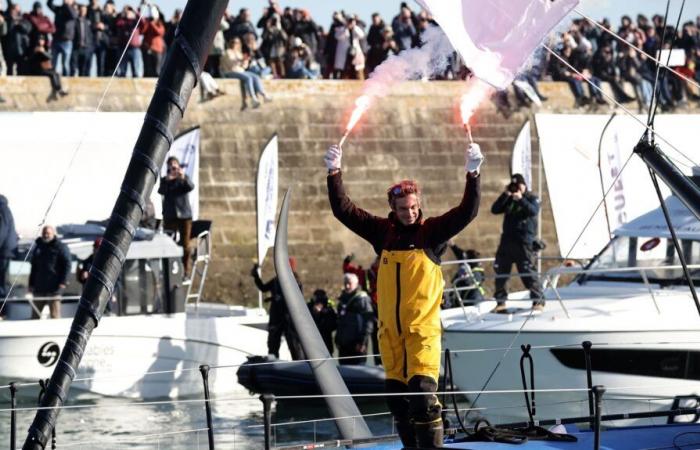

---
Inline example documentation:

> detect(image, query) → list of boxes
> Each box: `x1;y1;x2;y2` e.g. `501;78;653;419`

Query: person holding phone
158;156;194;276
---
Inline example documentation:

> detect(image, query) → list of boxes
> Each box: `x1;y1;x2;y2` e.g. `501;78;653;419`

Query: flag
417;0;579;89
256;134;279;265
511;121;532;189
159;126;200;219
601;128;628;231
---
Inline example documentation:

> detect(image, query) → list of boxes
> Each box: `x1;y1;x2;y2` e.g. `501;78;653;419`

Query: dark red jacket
327;172;480;263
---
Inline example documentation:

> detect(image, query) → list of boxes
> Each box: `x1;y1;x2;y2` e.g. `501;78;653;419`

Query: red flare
459;78;492;126
345;95;372;134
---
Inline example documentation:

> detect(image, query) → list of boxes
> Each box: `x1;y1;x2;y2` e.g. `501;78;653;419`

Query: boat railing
184;229;212;310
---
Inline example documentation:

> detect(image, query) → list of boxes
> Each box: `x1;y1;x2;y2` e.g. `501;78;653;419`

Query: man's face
392;194;420;226
344;277;358;293
517;183;526;194
41;226;55;243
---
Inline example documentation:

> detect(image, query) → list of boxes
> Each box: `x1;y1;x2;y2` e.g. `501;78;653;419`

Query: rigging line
573;7;700;97
647;0;671;129
543;44;698;167
0;10;150;317
0;394;258;414
55;427;210;448
648;0;687;135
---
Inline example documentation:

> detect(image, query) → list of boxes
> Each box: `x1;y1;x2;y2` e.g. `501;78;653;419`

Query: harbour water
0;385;397;449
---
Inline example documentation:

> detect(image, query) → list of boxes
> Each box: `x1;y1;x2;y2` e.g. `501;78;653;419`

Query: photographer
158;156;194;277
490;174;543;311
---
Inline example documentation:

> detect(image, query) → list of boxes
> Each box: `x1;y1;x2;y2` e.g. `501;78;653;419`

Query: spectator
25;2;55;50
251;259;305;360
29;34;68;100
114;4;145;78
618;46;653;112
101;0;119;76
163;7;180;49
286;36;318;79
243;31;272;79
141;5;165;77
46;0;77;76
447;244;485;306
308;289;337;355
490;173;543;312
392;4;417;51
158;156;194;276
261;13;287;78
342;253;380;364
592;44;635;103
221;37;270;110
88;0;108;76
335;272;374;365
367;25;398;75
0;4;6;89
5;3;31;75
292;9;320;58
72;4;94;76
204;17;227;79
199;71;224;102
229;8;256;41
333;15;365;80
29;225;70;319
0;195;17;299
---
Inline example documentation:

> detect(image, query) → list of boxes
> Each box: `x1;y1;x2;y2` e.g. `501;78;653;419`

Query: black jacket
0;195;17;258
29;237;71;294
335;288;374;347
491;191;540;245
47;0;78;42
158;175;194;220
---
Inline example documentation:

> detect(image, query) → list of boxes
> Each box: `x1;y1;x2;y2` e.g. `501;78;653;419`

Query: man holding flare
325;141;483;448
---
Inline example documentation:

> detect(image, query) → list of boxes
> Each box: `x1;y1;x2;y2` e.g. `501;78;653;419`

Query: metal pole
261;394;275;450
582;341;594;420
593;385;605;450
199;365;215;450
537;122;542;277
10;382;16;450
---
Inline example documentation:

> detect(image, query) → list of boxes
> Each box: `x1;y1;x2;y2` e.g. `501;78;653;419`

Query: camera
507;182;519;193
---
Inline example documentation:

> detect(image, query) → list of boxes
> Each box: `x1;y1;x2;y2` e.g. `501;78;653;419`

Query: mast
22;1;227;448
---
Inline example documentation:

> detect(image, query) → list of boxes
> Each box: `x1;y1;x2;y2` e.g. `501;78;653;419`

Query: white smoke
362;26;455;99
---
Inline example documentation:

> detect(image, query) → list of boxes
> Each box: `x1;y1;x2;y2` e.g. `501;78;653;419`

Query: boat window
585;236;700;284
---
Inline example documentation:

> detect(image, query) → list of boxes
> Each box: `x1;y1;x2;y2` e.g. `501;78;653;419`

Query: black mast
22;1;227;448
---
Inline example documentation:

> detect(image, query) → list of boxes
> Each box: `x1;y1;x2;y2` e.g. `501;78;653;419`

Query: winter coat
29;237;71;294
0;195;17;258
335;288;373;347
158;175;194;220
491;191;540;245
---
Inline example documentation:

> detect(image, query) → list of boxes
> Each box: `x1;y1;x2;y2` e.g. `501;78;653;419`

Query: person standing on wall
158;156;194;277
325;141;482;448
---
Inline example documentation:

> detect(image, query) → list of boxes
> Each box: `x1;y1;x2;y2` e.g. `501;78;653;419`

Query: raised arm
424;143;483;246
325;145;386;248
491;192;510;214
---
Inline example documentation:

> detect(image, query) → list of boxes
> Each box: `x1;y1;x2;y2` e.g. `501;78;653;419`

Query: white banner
511;120;532;189
600;122;628;233
0;112;149;239
417;0;579;89
158;127;200;220
535;113;700;259
256;134;279;265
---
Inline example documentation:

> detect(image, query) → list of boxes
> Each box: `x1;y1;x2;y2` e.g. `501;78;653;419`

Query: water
0;385;396;449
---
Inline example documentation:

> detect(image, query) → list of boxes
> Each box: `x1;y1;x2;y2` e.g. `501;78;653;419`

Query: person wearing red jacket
141;5;165;77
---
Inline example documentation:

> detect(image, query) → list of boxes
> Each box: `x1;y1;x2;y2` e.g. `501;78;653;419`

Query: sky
8;0;699;30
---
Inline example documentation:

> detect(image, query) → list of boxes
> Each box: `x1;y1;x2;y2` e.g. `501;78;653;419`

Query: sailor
335;272;374;365
491;173;543;311
0;195;18;301
325;142;482;448
448;244;485;305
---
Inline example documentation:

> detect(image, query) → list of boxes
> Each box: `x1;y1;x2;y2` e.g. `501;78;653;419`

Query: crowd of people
2;1;700;109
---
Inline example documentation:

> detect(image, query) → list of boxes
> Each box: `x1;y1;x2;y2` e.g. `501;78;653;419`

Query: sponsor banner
511;120;532;189
158;127;201;220
535;113;700;259
256;135;279;265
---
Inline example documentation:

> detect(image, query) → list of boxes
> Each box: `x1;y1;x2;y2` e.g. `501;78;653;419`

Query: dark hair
511;173;526;187
166;156;180;166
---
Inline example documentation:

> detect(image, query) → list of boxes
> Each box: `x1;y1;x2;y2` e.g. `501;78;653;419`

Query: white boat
0;222;281;399
442;194;700;423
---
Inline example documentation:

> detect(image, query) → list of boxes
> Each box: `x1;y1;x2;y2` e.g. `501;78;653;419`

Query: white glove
465;143;484;173
325;144;342;171
150;5;159;20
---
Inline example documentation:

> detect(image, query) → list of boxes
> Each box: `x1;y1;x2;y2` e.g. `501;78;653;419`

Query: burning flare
459;77;492;126
339;95;372;147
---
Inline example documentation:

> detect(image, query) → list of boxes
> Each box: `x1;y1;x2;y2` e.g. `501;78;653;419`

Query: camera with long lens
507;182;520;193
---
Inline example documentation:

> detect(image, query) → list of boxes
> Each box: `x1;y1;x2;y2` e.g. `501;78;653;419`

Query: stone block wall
0;77;672;305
